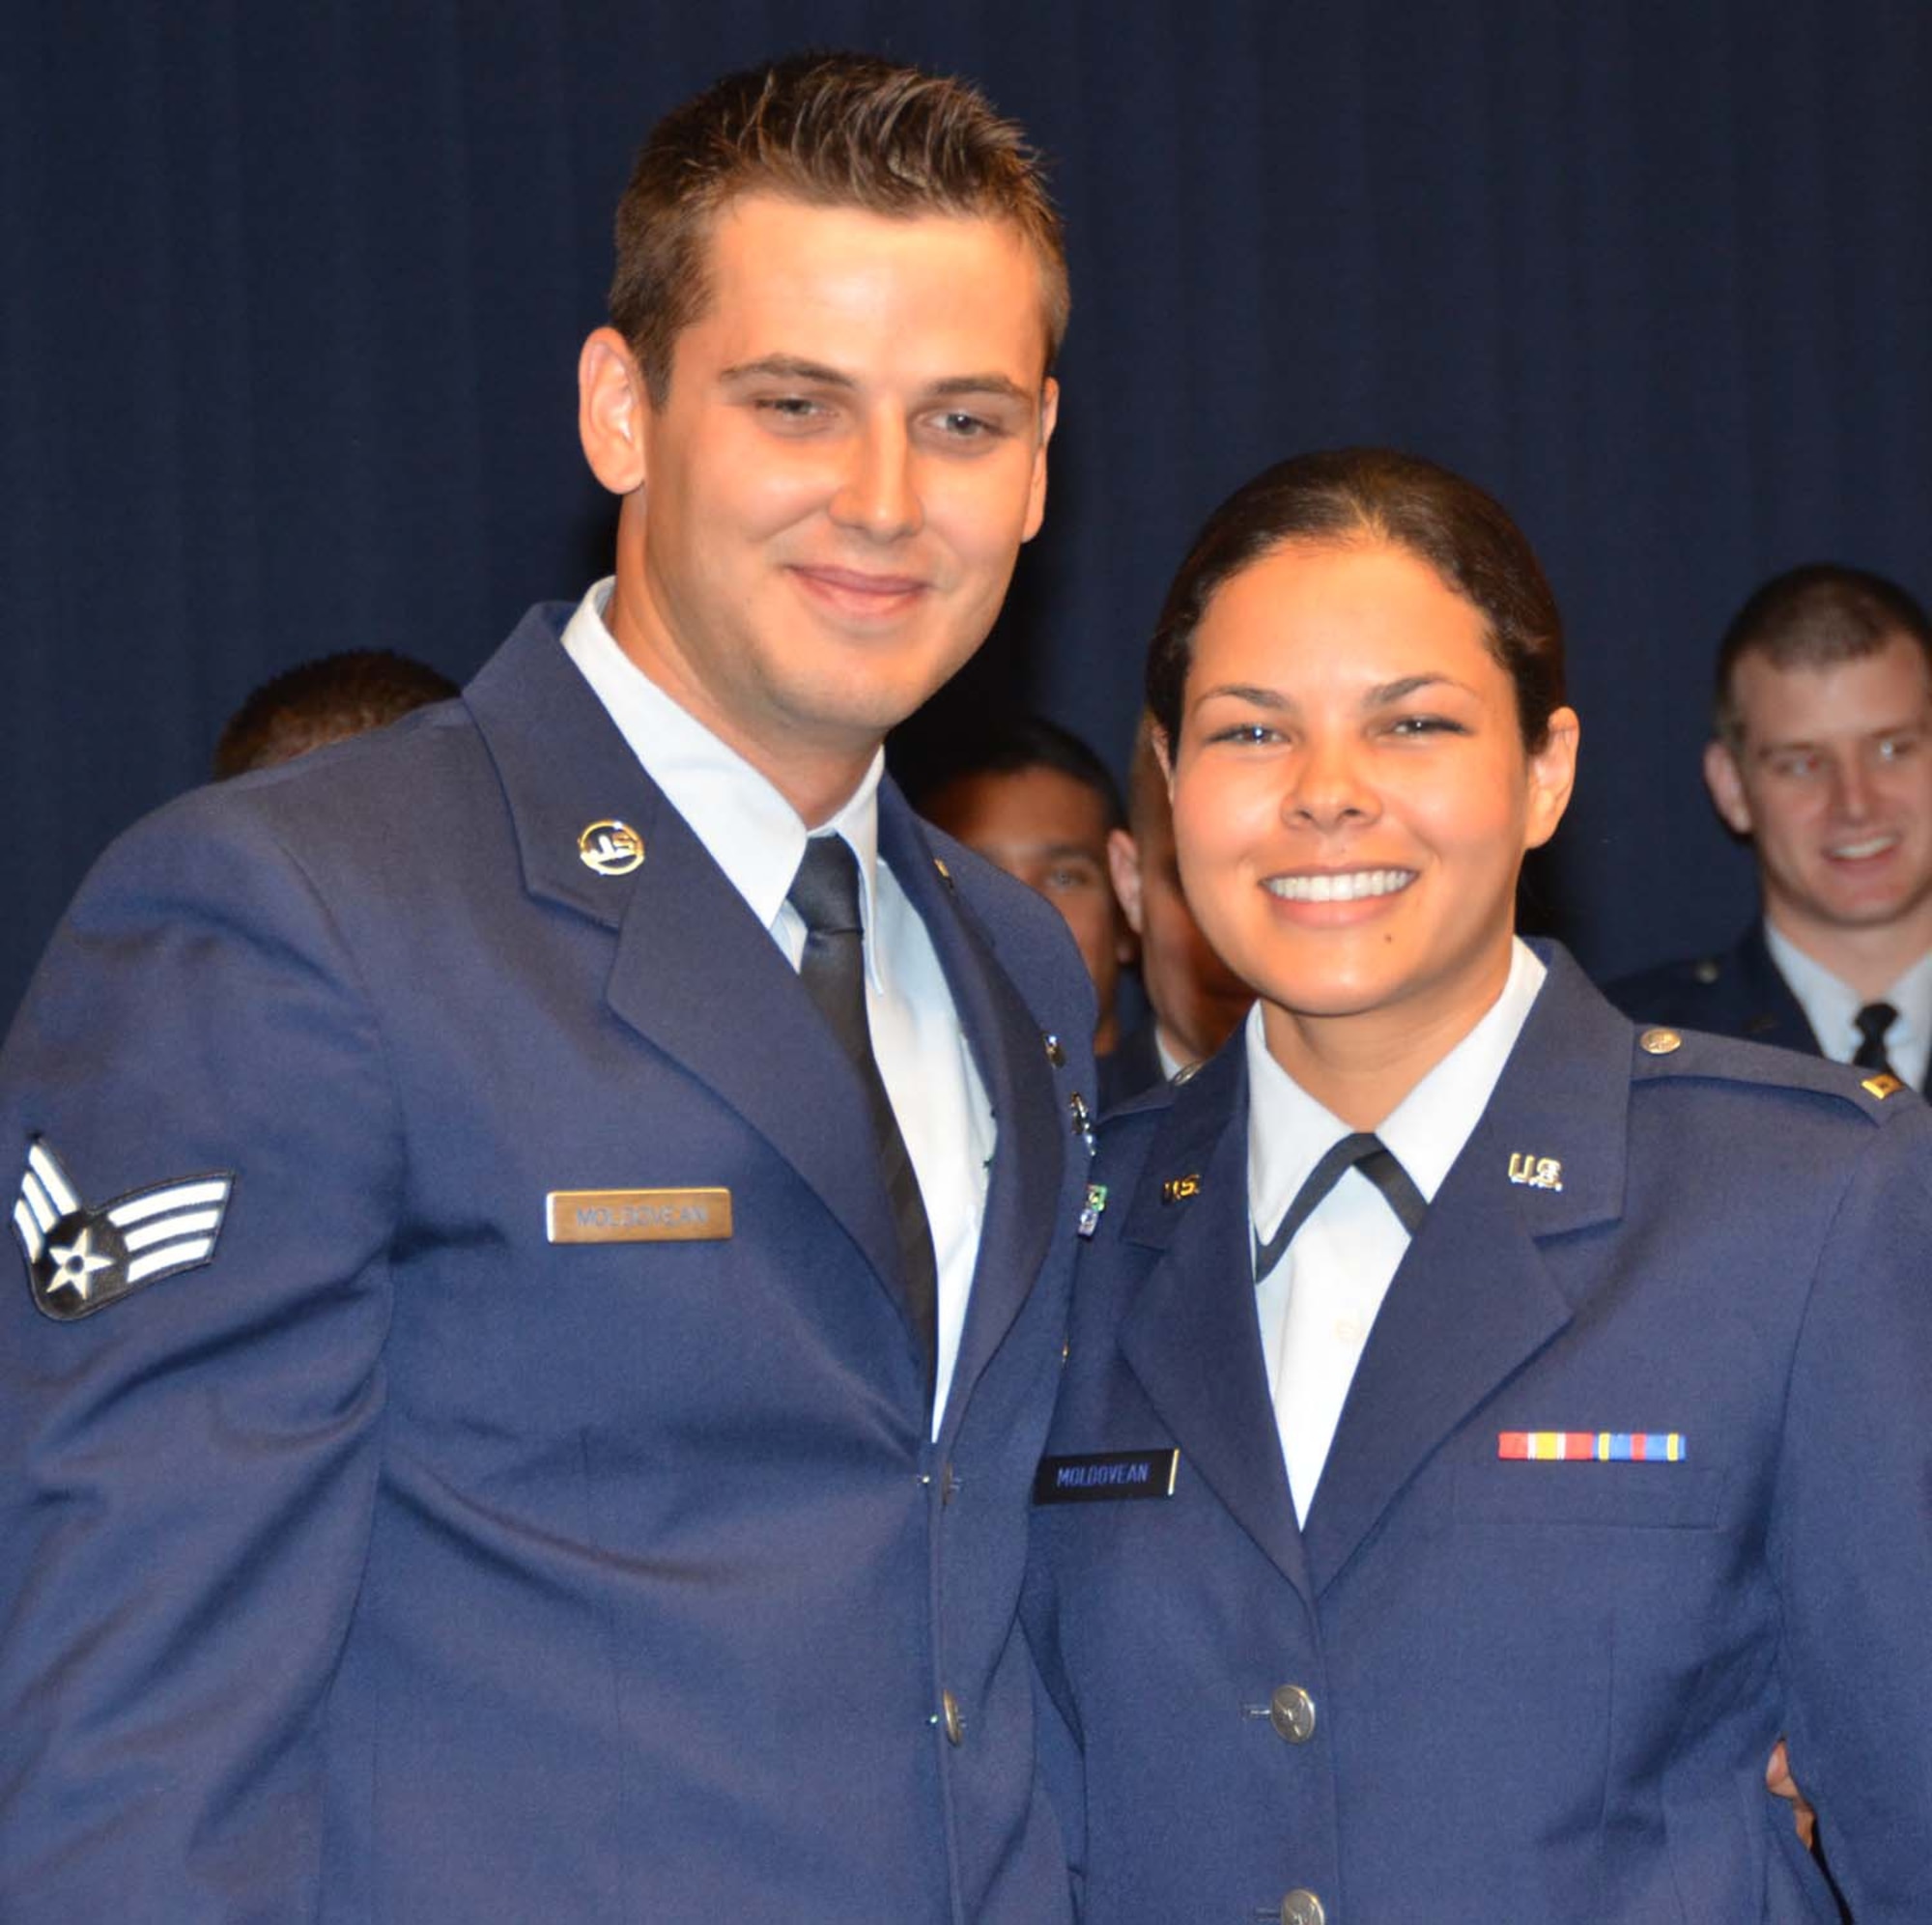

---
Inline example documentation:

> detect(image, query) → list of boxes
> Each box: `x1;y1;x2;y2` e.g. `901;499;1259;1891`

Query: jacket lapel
1116;1045;1314;1603
1298;948;1628;1594
1736;923;1825;1056
465;609;901;1298
883;797;1066;1439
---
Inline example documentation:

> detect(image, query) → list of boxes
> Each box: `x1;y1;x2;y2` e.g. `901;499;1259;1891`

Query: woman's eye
1387;714;1466;738
1209;722;1277;747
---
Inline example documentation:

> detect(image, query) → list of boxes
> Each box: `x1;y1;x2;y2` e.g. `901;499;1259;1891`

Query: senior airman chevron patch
12;1137;234;1321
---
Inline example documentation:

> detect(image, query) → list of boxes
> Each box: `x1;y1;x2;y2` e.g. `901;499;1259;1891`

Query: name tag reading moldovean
546;1188;733;1244
1034;1449;1180;1505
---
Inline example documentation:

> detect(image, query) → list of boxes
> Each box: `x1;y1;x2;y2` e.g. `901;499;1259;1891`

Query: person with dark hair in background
1;53;1093;1922
1100;709;1253;1106
916;714;1134;1056
1027;450;1926;1921
213;649;459;778
1610;565;1932;1090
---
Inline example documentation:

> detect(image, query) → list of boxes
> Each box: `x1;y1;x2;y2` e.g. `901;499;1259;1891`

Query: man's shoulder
112;694;488;887
1603;926;1793;1040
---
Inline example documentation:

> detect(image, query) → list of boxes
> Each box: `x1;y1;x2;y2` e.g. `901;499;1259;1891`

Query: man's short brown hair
1714;563;1932;746
609;51;1068;406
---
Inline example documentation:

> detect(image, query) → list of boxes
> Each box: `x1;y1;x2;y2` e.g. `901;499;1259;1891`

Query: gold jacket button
1638;1028;1683;1055
1281;1889;1326;1925
941;1690;964;1746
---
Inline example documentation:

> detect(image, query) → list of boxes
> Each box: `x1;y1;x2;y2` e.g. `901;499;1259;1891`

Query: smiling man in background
917;715;1134;1057
1610;563;1932;1089
0;53;1092;1921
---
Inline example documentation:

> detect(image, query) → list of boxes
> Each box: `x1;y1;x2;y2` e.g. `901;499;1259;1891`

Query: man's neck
602;578;877;829
1766;903;1932;1003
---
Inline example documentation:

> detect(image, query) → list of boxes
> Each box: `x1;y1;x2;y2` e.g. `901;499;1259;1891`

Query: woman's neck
1260;948;1517;1130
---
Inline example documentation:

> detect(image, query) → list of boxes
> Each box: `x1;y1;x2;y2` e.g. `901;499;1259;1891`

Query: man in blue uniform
0;54;1092;1921
1610;563;1932;1085
915;715;1134;1061
1099;712;1253;1107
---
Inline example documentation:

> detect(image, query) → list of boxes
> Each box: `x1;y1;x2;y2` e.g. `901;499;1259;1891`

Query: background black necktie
1253;1130;1428;1284
1854;1000;1900;1082
787;835;938;1384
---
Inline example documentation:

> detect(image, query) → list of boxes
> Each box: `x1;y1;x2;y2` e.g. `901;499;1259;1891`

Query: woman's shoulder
1623;1018;1925;1135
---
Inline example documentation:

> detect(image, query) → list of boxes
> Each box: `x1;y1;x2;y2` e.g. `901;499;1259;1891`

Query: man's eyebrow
925;373;1035;404
718;355;856;388
715;358;1036;406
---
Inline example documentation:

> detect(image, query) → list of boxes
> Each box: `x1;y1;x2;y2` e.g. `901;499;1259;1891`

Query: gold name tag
545;1188;733;1244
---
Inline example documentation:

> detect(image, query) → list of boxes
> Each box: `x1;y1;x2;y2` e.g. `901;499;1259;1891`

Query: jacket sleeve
0;793;400;1918
1771;1103;1932;1919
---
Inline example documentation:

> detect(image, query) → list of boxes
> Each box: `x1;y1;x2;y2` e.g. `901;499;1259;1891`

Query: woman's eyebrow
1192;683;1291;712
1364;673;1468;706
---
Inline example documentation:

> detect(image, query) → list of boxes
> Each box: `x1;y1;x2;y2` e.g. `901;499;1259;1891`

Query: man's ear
579;326;649;496
1107;826;1146;937
1703;736;1754;837
1020;377;1059;545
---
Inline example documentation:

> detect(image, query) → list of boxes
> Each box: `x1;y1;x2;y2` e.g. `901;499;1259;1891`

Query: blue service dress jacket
1025;946;1932;1923
1606;922;1825;1063
0;604;1094;1923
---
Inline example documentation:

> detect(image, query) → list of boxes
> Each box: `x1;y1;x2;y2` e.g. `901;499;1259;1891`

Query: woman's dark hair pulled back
1145;448;1566;753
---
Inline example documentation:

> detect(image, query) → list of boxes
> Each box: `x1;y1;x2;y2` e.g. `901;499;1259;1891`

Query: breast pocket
1453;1462;1726;1529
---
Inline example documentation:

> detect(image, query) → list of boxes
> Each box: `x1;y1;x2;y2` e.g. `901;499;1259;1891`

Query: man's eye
935;410;1001;440
1876;734;1921;762
1769;753;1821;779
756;395;826;421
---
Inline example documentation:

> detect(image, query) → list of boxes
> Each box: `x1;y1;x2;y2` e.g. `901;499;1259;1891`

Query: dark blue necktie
1853;1001;1900;1082
787;835;938;1383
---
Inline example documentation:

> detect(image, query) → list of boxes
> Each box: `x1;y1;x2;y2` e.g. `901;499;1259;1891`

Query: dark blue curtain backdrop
5;2;1930;1024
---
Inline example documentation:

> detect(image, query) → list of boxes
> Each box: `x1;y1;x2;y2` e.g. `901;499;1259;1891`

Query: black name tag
1034;1449;1180;1505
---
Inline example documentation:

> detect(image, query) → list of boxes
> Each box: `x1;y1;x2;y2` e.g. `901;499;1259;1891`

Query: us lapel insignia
1077;1182;1108;1239
578;820;644;876
1498;1430;1687;1462
1506;1151;1565;1191
1160;1173;1202;1204
1862;1072;1904;1099
13;1138;235;1321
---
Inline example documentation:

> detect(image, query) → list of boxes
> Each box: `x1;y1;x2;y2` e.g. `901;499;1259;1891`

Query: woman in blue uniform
1027;449;1932;1922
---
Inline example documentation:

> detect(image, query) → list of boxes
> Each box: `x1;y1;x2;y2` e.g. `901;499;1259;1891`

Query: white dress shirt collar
1247;938;1548;1244
1763;920;1932;1085
561;580;889;989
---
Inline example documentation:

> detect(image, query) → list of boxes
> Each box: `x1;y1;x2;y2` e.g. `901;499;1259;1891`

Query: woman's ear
1523;706;1580;850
